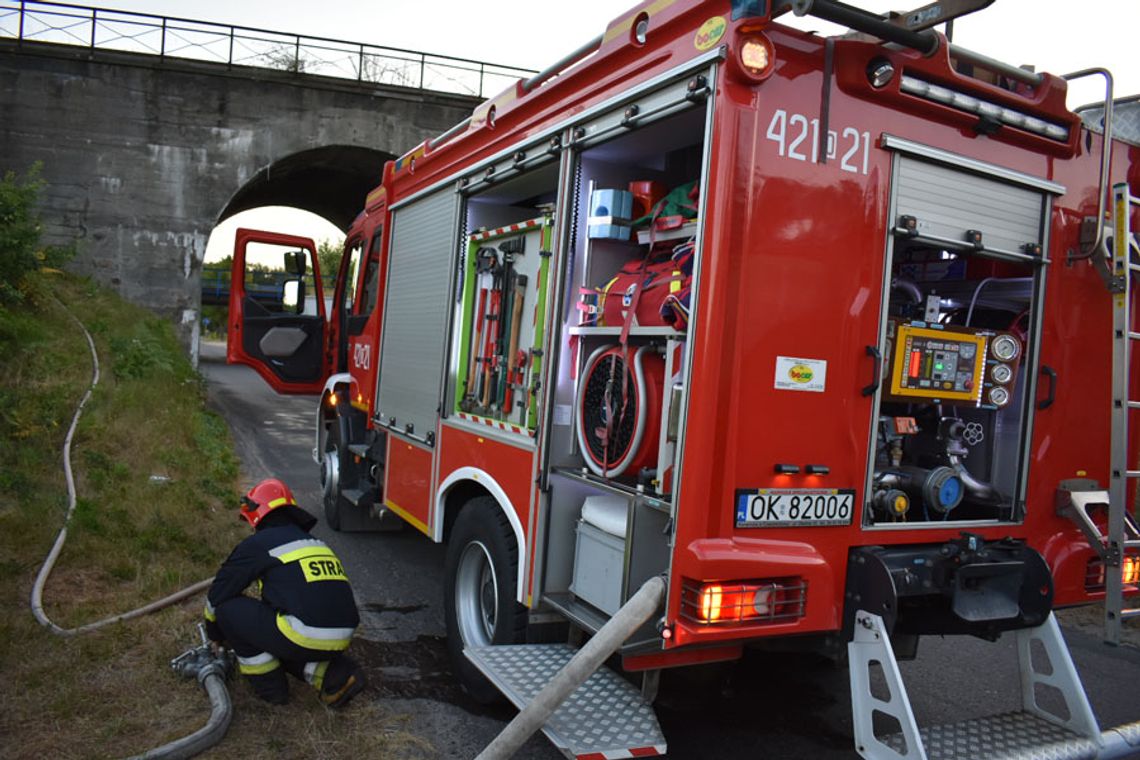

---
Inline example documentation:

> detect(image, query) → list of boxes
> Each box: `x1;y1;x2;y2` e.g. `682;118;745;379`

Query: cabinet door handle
861;345;882;397
1038;365;1056;410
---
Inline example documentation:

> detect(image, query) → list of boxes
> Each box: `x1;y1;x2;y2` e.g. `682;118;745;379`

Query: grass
0;272;422;759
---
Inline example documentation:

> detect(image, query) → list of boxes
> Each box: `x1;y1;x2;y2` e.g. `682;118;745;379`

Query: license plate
735;488;855;528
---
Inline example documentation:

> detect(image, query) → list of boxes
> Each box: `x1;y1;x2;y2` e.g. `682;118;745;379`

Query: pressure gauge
991;334;1020;362
991;363;1013;384
988;386;1011;407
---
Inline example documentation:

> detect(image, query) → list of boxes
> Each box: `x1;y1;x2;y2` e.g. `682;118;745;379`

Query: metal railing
0;0;535;98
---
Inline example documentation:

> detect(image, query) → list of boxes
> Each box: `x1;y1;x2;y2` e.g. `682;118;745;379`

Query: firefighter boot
318;654;366;709
246;667;289;705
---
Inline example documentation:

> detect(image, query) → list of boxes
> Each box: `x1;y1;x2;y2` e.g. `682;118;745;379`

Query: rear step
470;576;667;760
850;610;1102;760
466;644;665;759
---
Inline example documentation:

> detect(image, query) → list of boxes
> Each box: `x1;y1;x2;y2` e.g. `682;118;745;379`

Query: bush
0;163;75;305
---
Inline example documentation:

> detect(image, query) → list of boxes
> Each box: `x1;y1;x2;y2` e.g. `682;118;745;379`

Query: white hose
30;299;212;636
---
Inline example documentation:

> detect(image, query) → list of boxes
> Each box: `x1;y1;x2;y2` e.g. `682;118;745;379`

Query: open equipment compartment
865;142;1057;528
453;163;560;434
542;100;709;626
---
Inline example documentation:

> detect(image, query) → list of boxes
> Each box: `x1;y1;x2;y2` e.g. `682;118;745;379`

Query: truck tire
320;419;349;532
444;496;527;703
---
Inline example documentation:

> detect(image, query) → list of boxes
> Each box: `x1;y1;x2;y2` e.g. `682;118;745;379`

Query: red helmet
239;478;297;527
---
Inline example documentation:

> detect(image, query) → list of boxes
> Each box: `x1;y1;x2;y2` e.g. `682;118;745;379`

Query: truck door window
358;229;383;317
244;243;319;317
341;239;364;314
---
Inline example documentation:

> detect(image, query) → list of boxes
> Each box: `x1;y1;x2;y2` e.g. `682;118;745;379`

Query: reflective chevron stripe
237;652;280;675
276;614;354;651
269;538;331;564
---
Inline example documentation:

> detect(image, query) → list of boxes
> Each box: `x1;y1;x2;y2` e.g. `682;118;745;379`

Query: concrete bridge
0;2;530;350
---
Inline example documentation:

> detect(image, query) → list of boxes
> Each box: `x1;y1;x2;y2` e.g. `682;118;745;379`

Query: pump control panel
885;323;988;406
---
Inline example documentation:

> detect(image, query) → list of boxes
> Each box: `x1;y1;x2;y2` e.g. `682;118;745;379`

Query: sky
65;0;1139;260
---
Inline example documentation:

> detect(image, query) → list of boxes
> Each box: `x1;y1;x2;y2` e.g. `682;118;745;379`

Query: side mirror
282;278;305;314
284;250;308;276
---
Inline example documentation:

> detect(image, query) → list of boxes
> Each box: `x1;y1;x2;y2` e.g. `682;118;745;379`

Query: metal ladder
1106;181;1140;642
1063;182;1140;645
1055;71;1140;644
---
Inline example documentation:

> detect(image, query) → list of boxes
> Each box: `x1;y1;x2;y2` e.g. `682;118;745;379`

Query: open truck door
226;228;329;394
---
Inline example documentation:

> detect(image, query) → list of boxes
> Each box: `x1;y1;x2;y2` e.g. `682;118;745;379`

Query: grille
679;578;807;626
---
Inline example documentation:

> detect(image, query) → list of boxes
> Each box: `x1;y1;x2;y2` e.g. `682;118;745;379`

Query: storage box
588;189;633;240
570;494;628;615
570;520;625;615
589;188;633;219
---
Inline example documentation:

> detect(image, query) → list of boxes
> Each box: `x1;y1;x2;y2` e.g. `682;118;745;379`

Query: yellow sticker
695;16;727;51
788;364;814;384
301;555;348;583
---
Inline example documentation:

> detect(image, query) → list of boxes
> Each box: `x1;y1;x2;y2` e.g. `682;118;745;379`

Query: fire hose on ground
30;299;231;758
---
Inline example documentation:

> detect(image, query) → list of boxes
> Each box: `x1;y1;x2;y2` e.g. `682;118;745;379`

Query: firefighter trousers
214;595;356;704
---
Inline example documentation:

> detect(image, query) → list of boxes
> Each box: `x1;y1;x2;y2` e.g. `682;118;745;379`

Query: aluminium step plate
883;711;1100;760
466;643;666;759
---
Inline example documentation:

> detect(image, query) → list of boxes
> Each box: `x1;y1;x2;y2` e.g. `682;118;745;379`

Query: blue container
587;189;633;240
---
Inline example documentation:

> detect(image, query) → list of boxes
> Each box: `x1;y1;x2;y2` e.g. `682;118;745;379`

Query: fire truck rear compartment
865;147;1054;529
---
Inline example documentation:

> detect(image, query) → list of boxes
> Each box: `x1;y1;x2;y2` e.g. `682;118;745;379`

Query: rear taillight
681;578;806;625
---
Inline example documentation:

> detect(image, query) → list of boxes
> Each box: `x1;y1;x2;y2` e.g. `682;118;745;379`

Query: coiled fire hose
30;299;232;758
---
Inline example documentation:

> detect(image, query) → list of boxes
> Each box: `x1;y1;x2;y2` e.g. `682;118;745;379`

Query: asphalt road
200;341;1140;760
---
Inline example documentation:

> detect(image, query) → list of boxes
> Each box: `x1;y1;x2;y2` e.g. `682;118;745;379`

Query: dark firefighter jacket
203;515;359;652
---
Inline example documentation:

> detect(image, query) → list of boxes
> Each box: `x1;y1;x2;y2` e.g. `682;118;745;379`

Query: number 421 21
766;109;870;175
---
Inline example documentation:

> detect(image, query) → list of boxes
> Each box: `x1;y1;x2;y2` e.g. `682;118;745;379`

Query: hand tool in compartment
493;271;514;415
505;348;527;423
478;264;503;414
503;274;528;416
462;247;499;411
491;236;524;417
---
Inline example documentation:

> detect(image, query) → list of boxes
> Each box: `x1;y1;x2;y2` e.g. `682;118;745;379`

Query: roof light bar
899;75;1069;141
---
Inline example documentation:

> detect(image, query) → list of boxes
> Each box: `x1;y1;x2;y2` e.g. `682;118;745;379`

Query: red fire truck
227;0;1140;756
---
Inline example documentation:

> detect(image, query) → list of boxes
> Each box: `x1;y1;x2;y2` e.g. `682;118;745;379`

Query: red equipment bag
597;239;694;330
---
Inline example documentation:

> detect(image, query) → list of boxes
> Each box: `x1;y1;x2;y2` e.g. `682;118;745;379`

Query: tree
0;163;74;305
317;239;342;298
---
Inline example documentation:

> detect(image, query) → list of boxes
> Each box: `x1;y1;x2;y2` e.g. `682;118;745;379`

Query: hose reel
575;344;665;478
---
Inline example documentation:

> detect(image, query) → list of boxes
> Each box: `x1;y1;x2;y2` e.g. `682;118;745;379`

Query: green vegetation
317;237;342;287
0;172;420;756
0;163;75;305
0;266;251;755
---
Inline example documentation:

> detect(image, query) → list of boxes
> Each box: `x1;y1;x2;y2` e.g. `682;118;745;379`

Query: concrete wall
0;43;479;351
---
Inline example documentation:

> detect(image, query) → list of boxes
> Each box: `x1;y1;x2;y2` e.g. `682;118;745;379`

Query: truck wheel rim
456;541;498;645
321;444;339;499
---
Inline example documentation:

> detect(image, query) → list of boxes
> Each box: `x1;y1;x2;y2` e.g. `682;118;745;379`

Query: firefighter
203;478;365;707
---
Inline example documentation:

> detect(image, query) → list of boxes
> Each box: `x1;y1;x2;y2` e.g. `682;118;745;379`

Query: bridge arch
218;145;393;231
